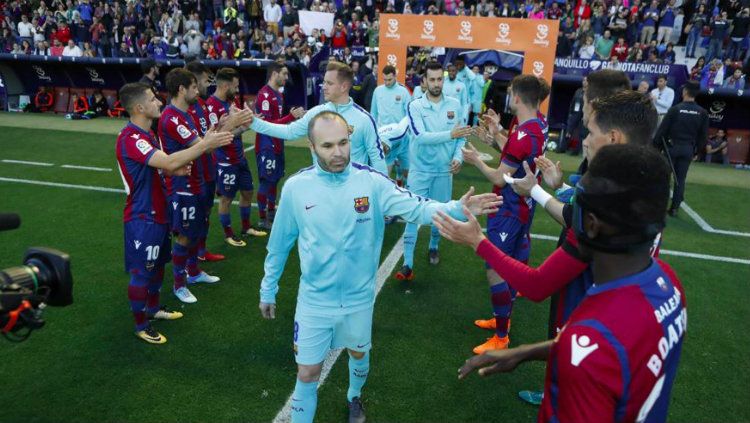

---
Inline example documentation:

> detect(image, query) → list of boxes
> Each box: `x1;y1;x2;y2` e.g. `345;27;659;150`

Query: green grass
0;120;748;422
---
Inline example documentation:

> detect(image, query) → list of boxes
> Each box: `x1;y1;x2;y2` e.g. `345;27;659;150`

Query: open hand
535;156;563;190
459;186;502;215
461;142;481;166
259;302;276;319
433;208;486;250
458;348;524;380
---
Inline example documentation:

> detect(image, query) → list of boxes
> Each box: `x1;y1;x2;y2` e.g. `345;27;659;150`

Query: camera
0;213;73;342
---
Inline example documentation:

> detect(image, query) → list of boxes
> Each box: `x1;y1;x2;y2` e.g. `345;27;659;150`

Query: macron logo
517;131;527;140
134;240;141;250
571;334;599;366
172;202;178;210
499;232;508;242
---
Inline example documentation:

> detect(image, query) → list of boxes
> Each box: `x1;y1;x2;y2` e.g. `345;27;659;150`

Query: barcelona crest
447;111;455;120
354;196;370;213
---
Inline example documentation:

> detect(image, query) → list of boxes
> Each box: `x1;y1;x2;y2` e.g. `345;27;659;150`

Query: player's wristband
530;185;553;208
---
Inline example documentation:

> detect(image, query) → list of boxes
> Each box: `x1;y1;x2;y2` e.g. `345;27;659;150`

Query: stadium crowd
2;0;749;72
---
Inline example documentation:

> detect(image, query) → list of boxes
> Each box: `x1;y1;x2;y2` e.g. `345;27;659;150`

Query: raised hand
451;126;474;140
202;126;233;150
535;156;563;190
459;186;502;215
449;159;462;175
461;142;481;166
507;161;537;197
290;106;306;119
433;208;486;250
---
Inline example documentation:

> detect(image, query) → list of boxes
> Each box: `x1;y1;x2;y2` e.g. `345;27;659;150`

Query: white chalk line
60;164;112;172
271;238;404;423
0;176;748;266
2;159;54;166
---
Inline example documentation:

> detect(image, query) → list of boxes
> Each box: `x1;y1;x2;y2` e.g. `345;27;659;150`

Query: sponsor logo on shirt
395;95;402;102
177;124;193;139
570;334;598;366
134;240;141;250
135;139;153;155
499;232;508;242
354;196;370;213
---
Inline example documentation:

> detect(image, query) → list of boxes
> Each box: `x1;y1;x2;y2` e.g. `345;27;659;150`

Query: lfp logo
385;18;400;40
458;20;473;43
534;24;550;47
495;23;511;45
421;19;436;41
532;61;545;77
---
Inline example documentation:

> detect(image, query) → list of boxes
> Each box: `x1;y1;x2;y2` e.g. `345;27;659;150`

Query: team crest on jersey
354;196;370;213
656;276;669;292
347;124;354;135
447;111;455;120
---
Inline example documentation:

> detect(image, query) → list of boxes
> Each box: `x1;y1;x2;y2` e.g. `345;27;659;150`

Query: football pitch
0;112;748;422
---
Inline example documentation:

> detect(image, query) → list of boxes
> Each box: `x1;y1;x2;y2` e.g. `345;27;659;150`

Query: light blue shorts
406;171;452;202
293;306;374;365
386;140;410;170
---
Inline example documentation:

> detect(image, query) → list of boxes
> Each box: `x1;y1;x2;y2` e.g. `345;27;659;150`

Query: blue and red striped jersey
206;95;246;165
157;104;204;196
540;259;687;423
116;122;167;224
494;117;546;223
188;96;216;183
254;85;295;154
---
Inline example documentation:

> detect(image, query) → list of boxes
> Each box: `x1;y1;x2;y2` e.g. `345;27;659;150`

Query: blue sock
403;223;418;268
171;243;189;289
291;379;318;423
219;213;231;229
490;282;513;338
429;225;441;250
258;180;270;218
347;352;370;402
240;205;251;231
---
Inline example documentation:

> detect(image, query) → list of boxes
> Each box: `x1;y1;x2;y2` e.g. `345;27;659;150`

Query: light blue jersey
471;76;488;118
259;162;466;313
378;117;411;168
406;94;466;173
249;98;387;173
456;66;478;112
412;86;425;99
442;77;469;124
370;83;411;126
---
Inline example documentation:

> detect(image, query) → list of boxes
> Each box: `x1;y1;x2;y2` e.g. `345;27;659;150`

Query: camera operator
653;80;709;217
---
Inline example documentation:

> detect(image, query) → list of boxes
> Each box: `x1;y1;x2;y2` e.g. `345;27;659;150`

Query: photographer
653;81;708;217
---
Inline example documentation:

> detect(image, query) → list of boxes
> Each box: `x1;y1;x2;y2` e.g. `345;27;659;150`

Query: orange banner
377;14;559;113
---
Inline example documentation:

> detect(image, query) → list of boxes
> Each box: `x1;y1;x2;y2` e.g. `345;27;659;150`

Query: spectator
579;35;596;58
224;0;239;34
685;3;707;58
657;0;676;44
574;18;594;52
264;0;282;36
640;0;660;44
50;39;65;56
557;16;576;57
235;39;251;58
595;29;614;59
611;36;629;61
706;11;730;62
628;42;644;61
705;129;729;165
17;15;35;45
248;0;263;29
574;0;592;28
723;67;746;89
651;75;675;125
608;9;628;40
690;56;706;80
332;20;348;48
728;8;750;61
62;38;83;56
661;42;676;63
590;4;608;36
637;80;650;93
147;35;169;59
117;41;134;58
82;40;96;57
282;4;299;37
33;40;50;55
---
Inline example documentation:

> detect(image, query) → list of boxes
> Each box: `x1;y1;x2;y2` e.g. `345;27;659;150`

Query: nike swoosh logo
356;343;370;349
305;205;316;210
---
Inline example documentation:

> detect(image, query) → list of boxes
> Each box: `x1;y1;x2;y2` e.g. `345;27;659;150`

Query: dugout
0;54;314;114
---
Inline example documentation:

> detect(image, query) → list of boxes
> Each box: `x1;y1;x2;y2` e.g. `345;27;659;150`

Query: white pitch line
244;145;255;152
680;201;750;238
0;176;748;265
1;159;54;166
272;237;405;423
60;164;112;172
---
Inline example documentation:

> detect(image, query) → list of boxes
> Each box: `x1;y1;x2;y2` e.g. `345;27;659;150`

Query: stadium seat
727;129;750;164
68;90;86;113
102;89;117;108
53;87;70;114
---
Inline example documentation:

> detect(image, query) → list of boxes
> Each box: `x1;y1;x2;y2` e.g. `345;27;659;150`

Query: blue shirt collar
586;259;660;296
